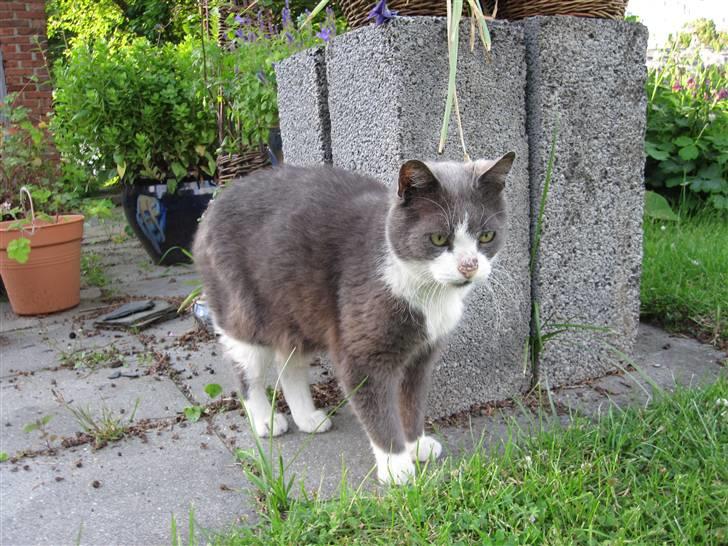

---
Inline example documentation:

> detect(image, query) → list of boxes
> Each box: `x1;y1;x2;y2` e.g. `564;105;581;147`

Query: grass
641;208;728;346
213;378;728;545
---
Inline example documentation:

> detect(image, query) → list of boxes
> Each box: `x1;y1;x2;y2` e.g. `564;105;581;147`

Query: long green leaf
438;0;464;154
530;123;559;273
301;0;330;28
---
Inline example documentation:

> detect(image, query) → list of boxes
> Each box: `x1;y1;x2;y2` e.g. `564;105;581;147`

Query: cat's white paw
295;409;333;433
252;412;289;437
373;448;415;485
407;435;442;462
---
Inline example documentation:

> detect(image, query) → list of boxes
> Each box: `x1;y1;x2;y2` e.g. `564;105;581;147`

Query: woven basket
497;0;626;20
339;0;449;29
338;0;624;28
216;150;271;186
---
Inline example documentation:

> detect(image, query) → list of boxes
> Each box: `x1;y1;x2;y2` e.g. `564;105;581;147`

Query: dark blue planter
122;179;216;266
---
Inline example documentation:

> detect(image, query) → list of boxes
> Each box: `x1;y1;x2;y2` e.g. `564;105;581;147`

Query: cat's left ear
398;160;440;202
475;151;516;194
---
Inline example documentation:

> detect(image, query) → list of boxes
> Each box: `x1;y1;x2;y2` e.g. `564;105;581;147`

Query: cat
193;152;514;484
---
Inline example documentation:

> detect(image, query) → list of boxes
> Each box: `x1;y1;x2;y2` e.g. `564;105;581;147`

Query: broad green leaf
673;135;693;147
7;238;31;264
204;383;222;399
678;145;699;161
644;191;678;221
645;142;670;161
183;406;202;423
116;160;127;180
171;161;187;179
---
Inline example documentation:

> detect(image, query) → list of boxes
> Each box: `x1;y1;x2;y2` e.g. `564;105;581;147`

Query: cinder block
275;47;332;166
524;16;648;386
325;19;532;418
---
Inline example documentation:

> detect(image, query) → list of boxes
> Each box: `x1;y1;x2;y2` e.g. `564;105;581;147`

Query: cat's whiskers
413;196;453;230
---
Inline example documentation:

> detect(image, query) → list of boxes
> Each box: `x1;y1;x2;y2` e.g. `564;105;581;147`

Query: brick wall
0;1;53;123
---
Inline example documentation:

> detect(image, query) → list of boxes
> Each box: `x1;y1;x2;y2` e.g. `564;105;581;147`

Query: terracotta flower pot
0;215;84;315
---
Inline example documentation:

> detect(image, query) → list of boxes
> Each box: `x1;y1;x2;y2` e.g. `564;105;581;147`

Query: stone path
1;212;725;545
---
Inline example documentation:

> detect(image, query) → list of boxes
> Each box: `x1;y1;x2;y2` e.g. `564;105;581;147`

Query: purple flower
367;0;398;26
282;0;291;27
687;77;696;89
234;14;244;25
235;28;243;38
717;88;728;101
317;27;333;42
672;82;683;92
285;31;294;43
256;71;268;84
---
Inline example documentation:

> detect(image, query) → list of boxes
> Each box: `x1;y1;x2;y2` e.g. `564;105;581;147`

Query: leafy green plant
208;4;342;153
645;33;728;211
0;452;8;462
0;94;59;208
81;252;109;288
51;37;218;192
183;382;225;423
23;415;57;449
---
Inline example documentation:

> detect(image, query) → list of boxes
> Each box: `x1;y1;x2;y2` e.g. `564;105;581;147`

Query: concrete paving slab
551;323;726;417
0;422;253;546
1;367;188;456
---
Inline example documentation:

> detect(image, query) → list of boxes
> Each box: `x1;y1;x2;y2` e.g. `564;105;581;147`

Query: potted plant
209;3;341;182
1;96;84;315
51;38;219;265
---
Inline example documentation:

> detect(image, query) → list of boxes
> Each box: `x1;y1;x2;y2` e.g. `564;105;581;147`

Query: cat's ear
398;160;440;202
475;151;516;194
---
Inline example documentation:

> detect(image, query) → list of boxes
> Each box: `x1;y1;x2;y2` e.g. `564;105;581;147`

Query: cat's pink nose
458;257;478;279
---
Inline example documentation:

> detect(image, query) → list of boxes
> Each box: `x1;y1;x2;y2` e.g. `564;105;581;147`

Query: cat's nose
457;257;478;279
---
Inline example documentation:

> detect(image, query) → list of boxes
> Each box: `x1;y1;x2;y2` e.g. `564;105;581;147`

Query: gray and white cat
193;153;514;484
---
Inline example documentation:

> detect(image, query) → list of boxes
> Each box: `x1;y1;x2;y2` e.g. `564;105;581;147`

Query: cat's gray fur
193;154;514;483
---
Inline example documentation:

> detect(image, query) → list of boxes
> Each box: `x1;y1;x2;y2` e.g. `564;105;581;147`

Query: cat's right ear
398;160;439;203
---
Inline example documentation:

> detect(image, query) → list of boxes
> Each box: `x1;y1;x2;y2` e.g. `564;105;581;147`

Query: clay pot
0;215;84;315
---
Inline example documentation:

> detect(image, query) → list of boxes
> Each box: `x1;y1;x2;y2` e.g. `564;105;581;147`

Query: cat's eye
430;233;448;247
479;231;496;244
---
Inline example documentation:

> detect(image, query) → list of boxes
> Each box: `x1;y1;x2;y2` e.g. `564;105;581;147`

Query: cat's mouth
450;279;472;288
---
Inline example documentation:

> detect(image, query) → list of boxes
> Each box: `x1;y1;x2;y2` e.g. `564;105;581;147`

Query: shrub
51;38;218;192
644;37;728;211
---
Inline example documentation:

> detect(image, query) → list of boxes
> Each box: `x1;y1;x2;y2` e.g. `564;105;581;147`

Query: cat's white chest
417;289;465;342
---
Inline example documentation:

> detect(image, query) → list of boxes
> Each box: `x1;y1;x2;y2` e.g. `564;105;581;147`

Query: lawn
214;378;728;545
641;208;728;347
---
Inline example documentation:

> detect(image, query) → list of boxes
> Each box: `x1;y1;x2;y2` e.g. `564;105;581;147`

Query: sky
626;0;728;48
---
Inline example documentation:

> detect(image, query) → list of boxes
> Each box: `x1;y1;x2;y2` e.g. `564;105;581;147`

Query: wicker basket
216;150;271;186
498;0;626;20
339;0;449;29
338;0;624;28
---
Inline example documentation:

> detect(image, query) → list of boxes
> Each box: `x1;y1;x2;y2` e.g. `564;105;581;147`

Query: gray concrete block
524;16;648;386
275;47;332;166
323;18;532;418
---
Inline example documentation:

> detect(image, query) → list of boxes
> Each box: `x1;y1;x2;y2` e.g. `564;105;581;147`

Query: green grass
642;208;728;345
215;379;728;545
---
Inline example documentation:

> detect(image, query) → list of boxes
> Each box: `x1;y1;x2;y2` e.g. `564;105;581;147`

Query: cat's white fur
371;444;415;484
406;435;443;461
218;334;331;436
382;219;492;343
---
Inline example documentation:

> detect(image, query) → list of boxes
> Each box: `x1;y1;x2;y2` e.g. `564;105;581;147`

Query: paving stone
1;367;188;455
0;423;253;545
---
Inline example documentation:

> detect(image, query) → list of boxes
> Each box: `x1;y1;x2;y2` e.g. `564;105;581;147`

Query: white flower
660;225;666;231
716;398;728;408
690;259;700;266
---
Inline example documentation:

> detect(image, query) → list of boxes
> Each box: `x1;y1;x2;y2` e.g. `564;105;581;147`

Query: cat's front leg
401;346;442;462
339;360;414;485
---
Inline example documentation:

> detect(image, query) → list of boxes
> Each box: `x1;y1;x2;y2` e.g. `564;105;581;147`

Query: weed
54;391;140;449
59;345;124;370
23;415;56;449
81;252;109;287
183;383;224;423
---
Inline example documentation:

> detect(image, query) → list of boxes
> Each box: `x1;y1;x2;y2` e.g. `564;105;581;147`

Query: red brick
0;27;17;36
2;50;32;61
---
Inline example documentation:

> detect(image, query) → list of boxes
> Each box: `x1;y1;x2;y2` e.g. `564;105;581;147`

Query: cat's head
386;152;514;288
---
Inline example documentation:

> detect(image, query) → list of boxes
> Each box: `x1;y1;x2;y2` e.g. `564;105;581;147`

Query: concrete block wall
524;17;648;387
0;1;53;122
276;16;648;417
275;47;332;166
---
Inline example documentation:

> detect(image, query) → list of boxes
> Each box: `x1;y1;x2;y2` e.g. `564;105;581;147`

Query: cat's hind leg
219;334;288;437
276;350;332;434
